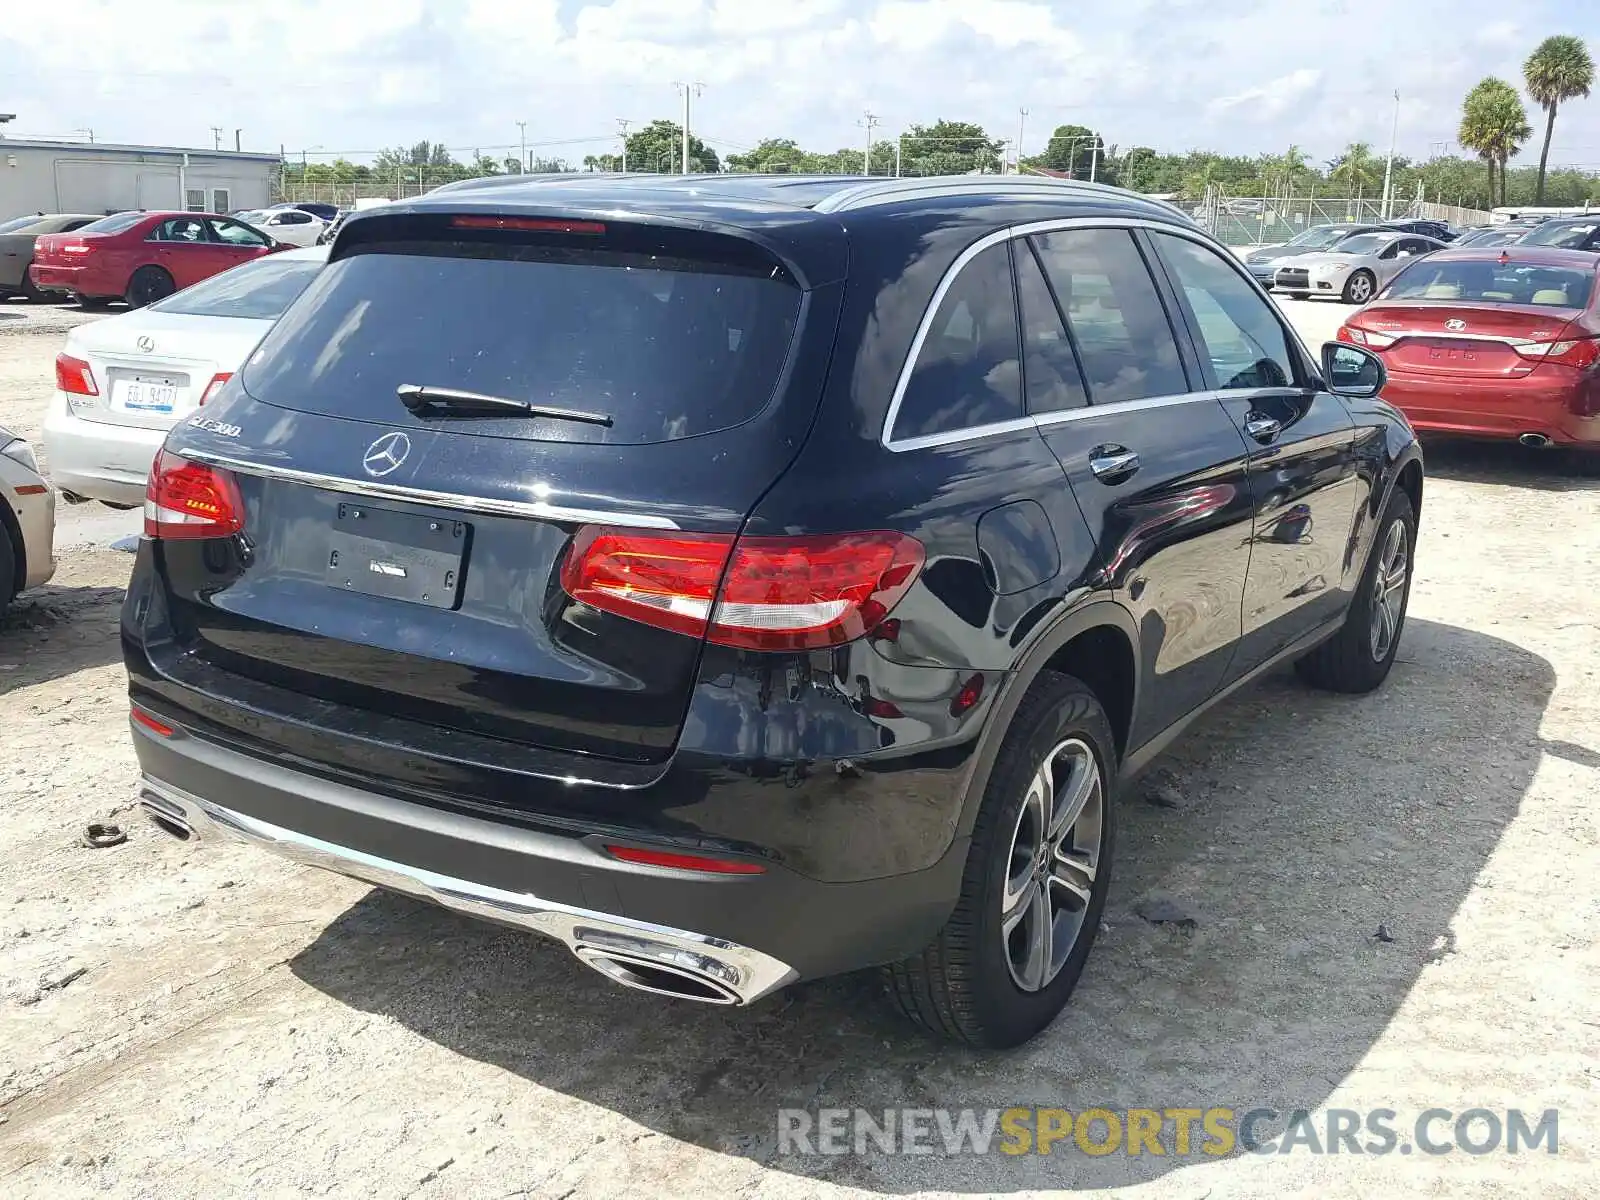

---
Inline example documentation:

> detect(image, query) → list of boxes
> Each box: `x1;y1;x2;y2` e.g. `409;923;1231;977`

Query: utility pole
673;82;705;173
895;134;903;178
858;110;881;176
1089;137;1100;183
1016;107;1029;174
234;129;241;153
617;118;631;172
1381;89;1400;218
516;121;527;172
210;126;222;151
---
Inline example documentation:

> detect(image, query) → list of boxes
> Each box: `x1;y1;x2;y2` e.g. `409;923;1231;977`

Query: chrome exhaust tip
574;945;744;1005
1519;432;1552;449
138;790;195;842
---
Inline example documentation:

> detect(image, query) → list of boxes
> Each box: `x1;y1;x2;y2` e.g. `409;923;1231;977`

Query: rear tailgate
68;313;266;429
1356;301;1583;379
145;207;846;770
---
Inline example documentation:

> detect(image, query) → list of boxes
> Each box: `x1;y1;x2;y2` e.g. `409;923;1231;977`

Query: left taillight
560;528;925;651
144;449;244;540
55;352;98;396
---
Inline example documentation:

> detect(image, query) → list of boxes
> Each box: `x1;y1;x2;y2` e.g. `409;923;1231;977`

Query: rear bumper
42;394;167;504
1380;370;1600;447
129;717;967;989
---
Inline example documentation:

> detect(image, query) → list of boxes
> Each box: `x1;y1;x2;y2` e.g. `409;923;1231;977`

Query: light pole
1381;89;1400;218
616;118;631;172
672;82;705;173
516;121;527;172
1016;107;1029;174
858;110;880;176
895;134;903;178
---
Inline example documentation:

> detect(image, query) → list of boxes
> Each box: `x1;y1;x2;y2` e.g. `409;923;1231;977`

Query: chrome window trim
882;216;1235;453
179;449;682;529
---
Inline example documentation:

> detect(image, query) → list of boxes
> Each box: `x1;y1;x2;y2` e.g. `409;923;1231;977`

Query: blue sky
2;0;1598;170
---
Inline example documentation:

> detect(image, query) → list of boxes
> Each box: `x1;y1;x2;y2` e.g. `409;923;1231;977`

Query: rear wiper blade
397;384;613;427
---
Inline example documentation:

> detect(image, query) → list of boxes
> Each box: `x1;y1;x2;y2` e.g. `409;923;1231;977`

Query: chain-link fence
1193;187;1492;246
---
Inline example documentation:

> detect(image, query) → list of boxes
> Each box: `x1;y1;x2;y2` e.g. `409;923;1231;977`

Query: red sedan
1338;245;1600;449
31;211;283;309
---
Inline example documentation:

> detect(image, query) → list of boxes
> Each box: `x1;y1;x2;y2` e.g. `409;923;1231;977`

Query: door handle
1244;414;1282;444
1088;445;1140;483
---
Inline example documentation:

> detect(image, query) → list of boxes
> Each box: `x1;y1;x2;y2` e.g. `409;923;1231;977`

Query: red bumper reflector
131;707;175;737
602;844;766;875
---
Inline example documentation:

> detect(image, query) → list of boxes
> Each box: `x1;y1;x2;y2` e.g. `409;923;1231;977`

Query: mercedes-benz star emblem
136;335;155;352
362;431;411;477
1445;319;1467;332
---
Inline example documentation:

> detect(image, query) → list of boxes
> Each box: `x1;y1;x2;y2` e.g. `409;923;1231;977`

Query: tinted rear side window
151;256;324;319
891;241;1022;441
1032;229;1188;405
241;235;803;444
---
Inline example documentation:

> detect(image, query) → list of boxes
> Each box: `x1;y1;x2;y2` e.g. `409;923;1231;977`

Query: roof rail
813;174;1193;223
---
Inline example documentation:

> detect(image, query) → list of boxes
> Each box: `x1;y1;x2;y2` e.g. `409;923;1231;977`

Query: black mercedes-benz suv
123;174;1422;1047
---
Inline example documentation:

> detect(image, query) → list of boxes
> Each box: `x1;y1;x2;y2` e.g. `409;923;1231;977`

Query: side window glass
1153;233;1296;390
1032;229;1188;405
1016;243;1089;413
208;219;270;247
150;217;209;243
892;241;1022;440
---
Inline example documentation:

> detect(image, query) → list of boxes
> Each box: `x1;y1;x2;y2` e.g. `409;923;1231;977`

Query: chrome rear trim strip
180;448;681;529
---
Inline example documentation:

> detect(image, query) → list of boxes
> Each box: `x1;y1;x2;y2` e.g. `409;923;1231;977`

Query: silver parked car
1273;232;1447;304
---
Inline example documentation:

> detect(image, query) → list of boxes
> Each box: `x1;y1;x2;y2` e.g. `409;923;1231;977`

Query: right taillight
55;352;98;396
198;373;233;405
560;528;925;651
1514;336;1600;369
144;449;244;540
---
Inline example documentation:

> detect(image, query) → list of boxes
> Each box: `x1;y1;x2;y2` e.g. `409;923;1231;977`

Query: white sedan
43;245;327;508
1271;232;1447;304
234;207;328;247
1;424;55;606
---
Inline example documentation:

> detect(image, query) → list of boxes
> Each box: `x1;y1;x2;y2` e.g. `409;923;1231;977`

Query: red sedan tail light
55;353;98;396
561;528;925;651
1514;336;1600;370
144;449;244;539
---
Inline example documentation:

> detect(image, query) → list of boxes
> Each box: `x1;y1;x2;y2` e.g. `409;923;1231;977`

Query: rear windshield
151;255;324;319
79;211;146;234
1384;259;1595;307
241;236;803;444
1522;221;1599;248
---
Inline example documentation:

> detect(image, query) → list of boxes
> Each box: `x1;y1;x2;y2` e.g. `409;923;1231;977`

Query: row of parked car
1245;214;1600;304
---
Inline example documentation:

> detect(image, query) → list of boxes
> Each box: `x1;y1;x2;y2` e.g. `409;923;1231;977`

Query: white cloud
0;0;1592;170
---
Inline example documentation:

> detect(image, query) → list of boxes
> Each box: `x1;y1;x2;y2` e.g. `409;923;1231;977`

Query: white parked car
0;425;55;606
234;208;327;247
43;246;328;508
1272;232;1447;304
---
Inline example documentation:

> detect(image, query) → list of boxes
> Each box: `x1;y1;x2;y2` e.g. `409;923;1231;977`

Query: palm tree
1524;35;1595;204
1328;141;1376;209
1459;77;1533;207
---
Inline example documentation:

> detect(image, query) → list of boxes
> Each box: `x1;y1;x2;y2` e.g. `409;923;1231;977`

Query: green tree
620;119;719;173
725;137;810;173
1459;77;1533;207
1524;34;1595;204
1035;123;1104;178
900;120;1004;177
1327;142;1377;199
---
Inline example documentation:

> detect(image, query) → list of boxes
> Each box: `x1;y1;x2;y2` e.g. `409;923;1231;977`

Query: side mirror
1322;342;1386;399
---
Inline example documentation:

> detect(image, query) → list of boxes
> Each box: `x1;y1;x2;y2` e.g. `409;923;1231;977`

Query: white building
0;138;281;218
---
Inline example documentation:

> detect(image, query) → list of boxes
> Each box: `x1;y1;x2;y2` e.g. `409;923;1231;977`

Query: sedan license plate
325;502;468;610
112;377;183;413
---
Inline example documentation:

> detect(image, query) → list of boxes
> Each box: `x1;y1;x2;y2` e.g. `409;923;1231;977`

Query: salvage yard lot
1;295;1597;1198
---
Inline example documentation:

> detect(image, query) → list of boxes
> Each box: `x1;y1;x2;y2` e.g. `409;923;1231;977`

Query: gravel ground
1;293;1597;1198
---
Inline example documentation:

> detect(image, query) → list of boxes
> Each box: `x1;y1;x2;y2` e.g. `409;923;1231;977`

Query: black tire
884;671;1117;1048
1287;291;1309;301
1296;488;1416;693
0;517;16;608
124;266;175;309
76;294;113;310
1343;270;1376;304
19;264;47;303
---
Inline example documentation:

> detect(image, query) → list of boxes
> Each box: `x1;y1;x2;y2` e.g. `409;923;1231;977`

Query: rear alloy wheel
884;671;1116;1048
125;266;175;309
1296;488;1415;693
1343;270;1376;304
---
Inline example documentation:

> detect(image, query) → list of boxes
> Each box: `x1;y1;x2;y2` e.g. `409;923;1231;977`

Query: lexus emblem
1445;319;1467;332
362;431;411;477
136;335;155;352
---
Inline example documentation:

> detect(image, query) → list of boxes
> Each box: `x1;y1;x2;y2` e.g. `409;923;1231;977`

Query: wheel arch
954;600;1140;841
0;500;25;604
